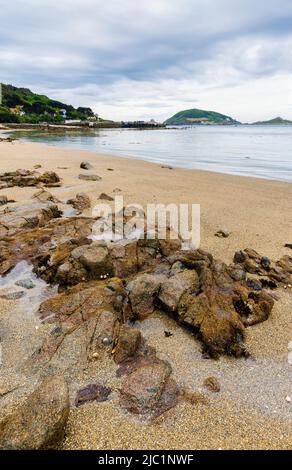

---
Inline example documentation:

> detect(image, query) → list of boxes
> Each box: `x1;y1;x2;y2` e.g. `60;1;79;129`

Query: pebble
285;396;291;403
102;337;112;346
215;229;230;238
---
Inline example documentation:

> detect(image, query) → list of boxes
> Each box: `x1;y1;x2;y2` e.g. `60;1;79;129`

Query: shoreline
3;130;292;185
0;139;291;450
0;139;291;262
3;127;292;183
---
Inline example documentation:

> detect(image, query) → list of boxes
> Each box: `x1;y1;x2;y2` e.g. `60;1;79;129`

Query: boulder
127;273;164;319
114;325;142;364
120;360;178;416
71;242;112;278
158;270;199;312
0;376;69;450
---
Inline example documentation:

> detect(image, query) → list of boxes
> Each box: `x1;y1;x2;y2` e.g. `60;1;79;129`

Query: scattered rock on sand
161;165;173;170
98;193;114;201
0;376;69;450
203;376;221;393
285;244;292;249
0;169;61;188
67;192;91;213
215;229;230;238
80;161;93;170
78;174;101;181
75;384;111;407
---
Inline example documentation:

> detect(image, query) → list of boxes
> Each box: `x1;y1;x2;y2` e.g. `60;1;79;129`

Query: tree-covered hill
165;108;240;125
0;84;96;123
252;117;292;125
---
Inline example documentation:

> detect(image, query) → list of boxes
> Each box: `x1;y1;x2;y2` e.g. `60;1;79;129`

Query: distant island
165;108;240;125
252;117;292;125
0;84;104;124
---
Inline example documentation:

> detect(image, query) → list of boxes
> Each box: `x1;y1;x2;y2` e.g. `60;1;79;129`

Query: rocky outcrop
234;248;292;285
0;376;69;450
0;169;61;189
0;216;94;275
0;200;62;238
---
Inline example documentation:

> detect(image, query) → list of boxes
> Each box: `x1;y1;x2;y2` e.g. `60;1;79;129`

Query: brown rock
98;193;114;201
0;376;69;450
120;360;178;416
80;161;93;170
67;193;91;213
114;325;142;364
127;273;164;319
158;270;199;312
75;384;111;407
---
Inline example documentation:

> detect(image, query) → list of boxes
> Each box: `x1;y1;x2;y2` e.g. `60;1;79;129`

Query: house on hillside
9;105;25;116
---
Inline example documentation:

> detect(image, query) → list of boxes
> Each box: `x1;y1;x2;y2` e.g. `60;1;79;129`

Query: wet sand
0;139;291;450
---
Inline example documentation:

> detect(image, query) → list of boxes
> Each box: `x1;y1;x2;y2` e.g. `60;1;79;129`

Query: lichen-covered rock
158;270;199;312
38;278;124;325
0;376;69;450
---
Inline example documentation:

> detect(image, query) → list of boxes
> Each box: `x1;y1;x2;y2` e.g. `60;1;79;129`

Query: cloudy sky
1;0;292;122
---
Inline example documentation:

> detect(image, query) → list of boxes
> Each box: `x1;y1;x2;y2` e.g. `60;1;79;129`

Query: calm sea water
13;126;292;182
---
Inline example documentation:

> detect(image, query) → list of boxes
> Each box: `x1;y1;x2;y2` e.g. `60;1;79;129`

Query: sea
11;125;292;182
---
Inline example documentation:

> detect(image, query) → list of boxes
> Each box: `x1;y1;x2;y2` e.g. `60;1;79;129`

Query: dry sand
0;138;291;450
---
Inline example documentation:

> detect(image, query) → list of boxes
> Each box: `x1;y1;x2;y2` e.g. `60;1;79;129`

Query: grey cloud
1;0;292;120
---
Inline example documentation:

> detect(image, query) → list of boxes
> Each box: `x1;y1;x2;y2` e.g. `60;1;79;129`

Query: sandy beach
0;138;291;450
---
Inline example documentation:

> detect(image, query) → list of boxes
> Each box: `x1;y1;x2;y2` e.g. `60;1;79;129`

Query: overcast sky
1;0;292;122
